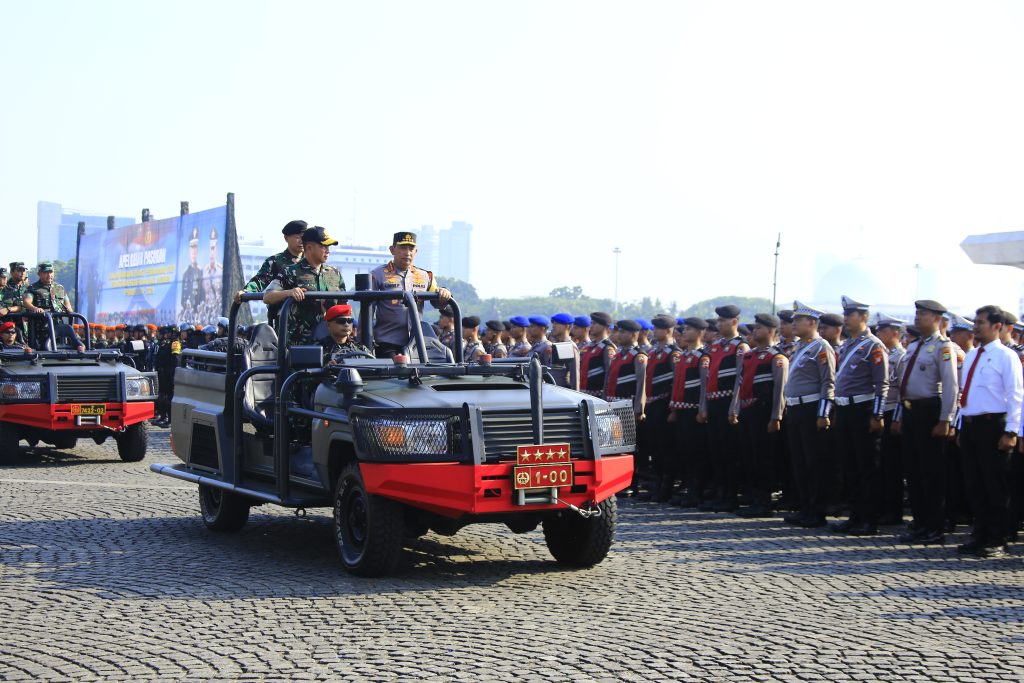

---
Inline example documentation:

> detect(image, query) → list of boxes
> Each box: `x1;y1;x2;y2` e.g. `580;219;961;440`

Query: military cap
216;316;230;328
819;313;844;328
872;312;905;330
737;323;751;336
0;321;15;332
325;304;353;321
528;315;550;327
776;309;794;323
682;317;709;331
841;295;870;313
715;304;741;319
754;313;781;329
635;318;653;331
178;322;192;332
302;225;339;246
0;268;7;278
202;325;217;334
485;320;504;332
652;315;676;330
282;220;308;236
509;315;530;328
590;312;613;327
551;312;574;325
616;319;641;332
914;299;947;314
948;312;974;332
9;261;25;271
462;315;481;329
392;231;417;246
573;315;592;327
36;261;54;272
792;300;824;320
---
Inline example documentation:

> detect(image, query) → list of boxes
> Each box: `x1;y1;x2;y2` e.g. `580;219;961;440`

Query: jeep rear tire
0;423;20;462
542;495;617;567
334;461;404;577
115;422;147;462
198;484;250;532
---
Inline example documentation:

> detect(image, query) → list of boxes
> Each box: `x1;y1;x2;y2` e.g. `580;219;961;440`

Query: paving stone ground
0;429;1022;681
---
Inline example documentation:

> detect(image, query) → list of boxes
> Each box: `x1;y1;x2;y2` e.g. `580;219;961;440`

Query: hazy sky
3;1;1024;313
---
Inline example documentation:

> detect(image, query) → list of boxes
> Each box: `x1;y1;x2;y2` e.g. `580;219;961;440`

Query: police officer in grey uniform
782;301;836;528
892;300;959;545
873;311;907;524
829;296;889;535
482;320;508;358
461;316;485;362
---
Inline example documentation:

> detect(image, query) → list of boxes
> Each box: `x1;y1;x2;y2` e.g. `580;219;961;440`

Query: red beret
325;304;353;321
0;322;15;332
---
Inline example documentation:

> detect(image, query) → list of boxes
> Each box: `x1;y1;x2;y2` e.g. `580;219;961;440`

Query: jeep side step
149;463;329;507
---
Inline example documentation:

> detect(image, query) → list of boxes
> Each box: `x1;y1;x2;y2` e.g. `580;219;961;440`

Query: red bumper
0;401;155;431
360;454;634;518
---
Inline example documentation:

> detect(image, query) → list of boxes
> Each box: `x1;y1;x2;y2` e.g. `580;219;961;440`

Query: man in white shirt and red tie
957;305;1023;559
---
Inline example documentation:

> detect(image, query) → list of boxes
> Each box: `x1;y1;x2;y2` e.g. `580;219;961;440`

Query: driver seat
242;323;279;428
407;320;454;363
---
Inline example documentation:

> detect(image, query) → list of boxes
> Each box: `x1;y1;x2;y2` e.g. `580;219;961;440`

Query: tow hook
560;500;601;519
295;507;307;518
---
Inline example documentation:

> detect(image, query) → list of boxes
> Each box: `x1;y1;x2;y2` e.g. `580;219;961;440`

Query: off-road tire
115;422;147;462
51;435;77;450
334;461;404;576
198;484;250;532
0;422;21;463
542;495;617;567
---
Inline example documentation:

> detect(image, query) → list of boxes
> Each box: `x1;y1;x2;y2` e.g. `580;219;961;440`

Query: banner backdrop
76;205;232;326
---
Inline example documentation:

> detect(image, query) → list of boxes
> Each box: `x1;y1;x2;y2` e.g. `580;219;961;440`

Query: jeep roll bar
4;311;95;351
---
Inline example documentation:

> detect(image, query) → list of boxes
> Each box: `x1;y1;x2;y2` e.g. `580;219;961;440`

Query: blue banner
76;205;229;326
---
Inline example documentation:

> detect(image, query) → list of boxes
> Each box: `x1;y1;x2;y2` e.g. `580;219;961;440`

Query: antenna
772;233;781;313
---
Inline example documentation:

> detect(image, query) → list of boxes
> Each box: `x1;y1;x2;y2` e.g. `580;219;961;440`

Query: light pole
613;247;622;317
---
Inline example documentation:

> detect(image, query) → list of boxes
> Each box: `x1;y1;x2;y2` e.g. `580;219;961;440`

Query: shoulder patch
817;350;828;364
775;357;785;368
942;350;951;362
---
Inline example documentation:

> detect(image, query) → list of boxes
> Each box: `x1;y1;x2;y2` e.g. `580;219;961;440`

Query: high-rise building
37;201;135;264
416;225;440;273
439;221;472;282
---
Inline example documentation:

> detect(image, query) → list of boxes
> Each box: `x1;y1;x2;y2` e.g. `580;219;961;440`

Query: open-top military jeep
151;287;635;576
0;312;156;462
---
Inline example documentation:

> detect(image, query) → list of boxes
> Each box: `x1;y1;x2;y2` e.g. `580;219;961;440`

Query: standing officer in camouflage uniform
829;296;889;536
236;220;307;326
783;301;836;528
482;320;508;358
892;300;959;545
873;312;907;524
0;267;6;291
24;261;73;325
0;261;30;320
264;226;345;346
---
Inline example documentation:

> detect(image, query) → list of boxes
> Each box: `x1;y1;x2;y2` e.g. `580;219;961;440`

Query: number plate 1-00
513;463;573;490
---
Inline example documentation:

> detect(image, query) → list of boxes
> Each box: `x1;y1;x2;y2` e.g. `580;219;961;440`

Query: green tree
549;285;584;299
52;258;77;306
438;276;479;305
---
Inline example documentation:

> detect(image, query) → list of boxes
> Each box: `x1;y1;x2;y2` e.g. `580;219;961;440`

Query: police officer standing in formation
578;312;616;399
482;320;508;358
643;315;681;501
263;226;345;346
506;316;532;358
548;313;580;390
828;296;888;535
571;315;590;350
667;317;709;507
873;312;907;524
461;316;485;362
891;300;958;545
369;232;451;358
236;219;307;326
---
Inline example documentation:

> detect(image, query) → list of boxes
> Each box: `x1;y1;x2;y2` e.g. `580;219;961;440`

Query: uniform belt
706;389;733;400
670;401;700;410
834;393;875;407
960;412;1006;424
785;393;821;407
901;397;940;410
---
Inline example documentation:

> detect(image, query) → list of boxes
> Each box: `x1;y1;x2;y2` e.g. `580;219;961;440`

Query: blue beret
635;318;653;331
676;317;686;326
573;315;592;327
509;316;530;327
551;312;574;325
528;315;550;327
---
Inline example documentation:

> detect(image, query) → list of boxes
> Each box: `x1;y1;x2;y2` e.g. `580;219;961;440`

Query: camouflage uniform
243;249;303;325
320;337;371;365
25;280;70;313
276;260;345;345
0;280;29;314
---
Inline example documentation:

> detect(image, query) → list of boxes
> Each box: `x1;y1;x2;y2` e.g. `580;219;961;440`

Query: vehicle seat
406;323;454;363
52;323;82;351
242;323;279;428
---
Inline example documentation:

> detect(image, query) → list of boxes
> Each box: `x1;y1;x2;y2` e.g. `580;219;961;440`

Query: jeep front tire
542;495;617;567
115;422;147;462
333;461;404;577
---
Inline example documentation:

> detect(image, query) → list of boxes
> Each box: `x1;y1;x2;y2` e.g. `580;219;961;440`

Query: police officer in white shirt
957;305;1023;558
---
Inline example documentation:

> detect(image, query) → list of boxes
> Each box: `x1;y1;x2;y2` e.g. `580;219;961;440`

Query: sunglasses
1;329;16;334
331;317;354;324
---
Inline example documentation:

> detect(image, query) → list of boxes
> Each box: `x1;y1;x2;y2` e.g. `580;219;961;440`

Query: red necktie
959;345;985;408
898;341;924;397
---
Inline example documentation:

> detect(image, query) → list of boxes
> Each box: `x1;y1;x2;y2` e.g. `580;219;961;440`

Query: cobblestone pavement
1;429;1022;682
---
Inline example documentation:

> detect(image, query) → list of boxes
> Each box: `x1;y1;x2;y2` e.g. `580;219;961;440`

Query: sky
3;1;1024;314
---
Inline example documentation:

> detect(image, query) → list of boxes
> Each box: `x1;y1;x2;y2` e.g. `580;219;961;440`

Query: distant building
416;225;440;273
37;201;135;264
403;221;472;281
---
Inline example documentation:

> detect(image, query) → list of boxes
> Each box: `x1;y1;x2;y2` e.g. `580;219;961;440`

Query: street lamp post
613;247;622;317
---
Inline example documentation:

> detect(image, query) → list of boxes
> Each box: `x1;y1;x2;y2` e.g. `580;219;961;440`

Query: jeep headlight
126;376;154;398
355;416;459;457
0;380;42;400
596;413;625;448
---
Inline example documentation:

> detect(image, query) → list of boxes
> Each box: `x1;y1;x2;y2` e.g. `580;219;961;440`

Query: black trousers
739;400;777;508
1010;448;1024;534
901;398;945;533
834;402;881;524
644;399;672;478
786;401;826;519
673;408;708;497
878;409;904;520
707;397;740;501
960;414;1013;547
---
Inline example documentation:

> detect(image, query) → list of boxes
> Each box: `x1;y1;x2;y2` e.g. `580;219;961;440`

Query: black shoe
783;512;805;525
712;499;738;513
968;545;1008;559
877;514;904;526
915;530;945;545
848;523;878;536
617;488;636;498
829;520;854;534
957;539;986;554
735;505;773;519
799;516;827;528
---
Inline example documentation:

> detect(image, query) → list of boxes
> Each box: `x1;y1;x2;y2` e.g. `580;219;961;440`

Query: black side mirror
289;345;323;369
334;367;364;402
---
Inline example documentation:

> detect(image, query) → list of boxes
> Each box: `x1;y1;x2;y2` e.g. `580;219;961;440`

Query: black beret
905;325;921;339
652;315;676;330
737;324;751;336
715;304;741;319
485;320;504;332
281;219;308;236
776;309;794;323
502;320;512;331
914;299;947;314
590;311;613;327
819;313;844;327
705;318;718;328
462;316;481;329
616;319;641;332
754;313;781;329
438;305;455;318
682;317;709;330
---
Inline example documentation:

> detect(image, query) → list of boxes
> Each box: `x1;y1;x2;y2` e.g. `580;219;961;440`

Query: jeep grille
55;375;119;403
480;409;587;463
